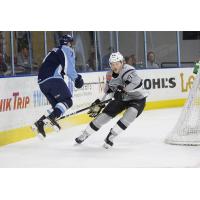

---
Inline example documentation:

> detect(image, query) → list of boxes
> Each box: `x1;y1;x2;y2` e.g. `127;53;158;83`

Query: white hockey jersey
105;64;148;101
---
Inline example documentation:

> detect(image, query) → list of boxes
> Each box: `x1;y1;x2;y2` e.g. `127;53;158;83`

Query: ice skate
103;132;115;149
32;120;46;139
47;116;61;132
75;131;90;144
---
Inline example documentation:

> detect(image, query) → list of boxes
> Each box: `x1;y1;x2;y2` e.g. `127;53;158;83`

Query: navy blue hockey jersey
38;45;78;84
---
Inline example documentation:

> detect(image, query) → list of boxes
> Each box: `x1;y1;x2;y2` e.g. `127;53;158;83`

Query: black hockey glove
75;74;84;88
114;85;125;101
87;99;105;118
106;87;113;94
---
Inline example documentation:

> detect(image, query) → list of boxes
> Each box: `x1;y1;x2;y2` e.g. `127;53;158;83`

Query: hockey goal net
165;70;200;145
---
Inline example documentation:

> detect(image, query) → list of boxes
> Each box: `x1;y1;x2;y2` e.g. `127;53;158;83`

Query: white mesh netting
165;71;200;145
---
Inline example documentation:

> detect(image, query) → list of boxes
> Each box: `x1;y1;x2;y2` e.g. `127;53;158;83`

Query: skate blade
73;142;82;146
52;125;60;132
103;143;112;149
31;125;45;140
44;120;60;133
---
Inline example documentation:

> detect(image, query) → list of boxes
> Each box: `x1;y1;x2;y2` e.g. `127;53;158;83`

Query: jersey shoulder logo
127;73;134;82
52;48;58;52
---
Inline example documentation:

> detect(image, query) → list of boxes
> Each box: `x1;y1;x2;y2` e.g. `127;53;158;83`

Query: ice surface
0;108;200;168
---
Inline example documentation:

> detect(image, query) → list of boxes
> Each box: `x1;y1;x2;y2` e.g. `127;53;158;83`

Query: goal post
165;65;200;145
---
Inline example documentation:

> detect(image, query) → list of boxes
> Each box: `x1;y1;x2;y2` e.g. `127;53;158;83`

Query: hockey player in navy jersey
33;34;84;138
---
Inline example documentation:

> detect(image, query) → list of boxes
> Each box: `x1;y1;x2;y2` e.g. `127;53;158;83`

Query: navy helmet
59;34;74;45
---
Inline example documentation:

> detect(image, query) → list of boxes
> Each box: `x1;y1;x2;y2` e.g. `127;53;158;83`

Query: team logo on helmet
109;52;124;65
59;34;74;45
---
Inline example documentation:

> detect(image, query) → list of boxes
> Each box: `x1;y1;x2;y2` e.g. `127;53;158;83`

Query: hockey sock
111;120;127;136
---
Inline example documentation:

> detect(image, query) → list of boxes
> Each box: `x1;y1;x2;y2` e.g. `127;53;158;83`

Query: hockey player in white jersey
75;52;148;148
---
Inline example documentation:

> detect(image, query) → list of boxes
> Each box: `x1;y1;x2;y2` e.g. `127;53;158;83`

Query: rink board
0;68;194;146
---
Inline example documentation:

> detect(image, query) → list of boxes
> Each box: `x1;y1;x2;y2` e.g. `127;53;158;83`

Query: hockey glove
106;87;113;94
87;99;105;118
114;85;125;101
75;74;84;88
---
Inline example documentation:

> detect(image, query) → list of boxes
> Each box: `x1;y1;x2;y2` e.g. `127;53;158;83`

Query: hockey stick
59;98;112;120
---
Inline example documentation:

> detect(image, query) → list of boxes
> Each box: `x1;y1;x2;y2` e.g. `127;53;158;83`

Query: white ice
0;108;200;168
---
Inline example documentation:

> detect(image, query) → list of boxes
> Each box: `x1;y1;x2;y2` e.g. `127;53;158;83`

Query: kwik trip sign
0;92;30;112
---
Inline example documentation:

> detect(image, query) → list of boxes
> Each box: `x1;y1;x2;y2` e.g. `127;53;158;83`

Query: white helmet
109;52;124;65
